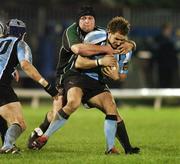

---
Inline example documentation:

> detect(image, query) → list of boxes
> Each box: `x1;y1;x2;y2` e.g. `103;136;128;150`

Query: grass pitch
0;105;180;164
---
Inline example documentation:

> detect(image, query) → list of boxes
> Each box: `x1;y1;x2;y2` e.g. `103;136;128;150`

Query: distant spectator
153;22;179;88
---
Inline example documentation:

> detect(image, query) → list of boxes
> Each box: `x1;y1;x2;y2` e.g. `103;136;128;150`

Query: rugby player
28;5;118;149
0;21;8;146
29;7;139;154
0;19;58;154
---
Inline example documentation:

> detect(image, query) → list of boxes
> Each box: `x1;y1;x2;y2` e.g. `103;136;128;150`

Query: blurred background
1;0;180;89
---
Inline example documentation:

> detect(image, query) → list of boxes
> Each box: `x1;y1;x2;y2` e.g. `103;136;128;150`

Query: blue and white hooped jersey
82;29;107;81
84;51;132;81
82;29;132;81
0;36;32;84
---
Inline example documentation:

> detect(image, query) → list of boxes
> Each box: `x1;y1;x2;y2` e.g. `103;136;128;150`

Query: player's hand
12;69;20;82
102;62;119;80
99;55;116;67
117;41;134;54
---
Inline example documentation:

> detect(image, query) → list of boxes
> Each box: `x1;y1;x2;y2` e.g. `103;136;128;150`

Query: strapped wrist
96;59;102;66
38;78;47;87
44;83;58;97
96;59;100;66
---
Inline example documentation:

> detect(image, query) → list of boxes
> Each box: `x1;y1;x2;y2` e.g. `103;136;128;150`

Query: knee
66;99;81;113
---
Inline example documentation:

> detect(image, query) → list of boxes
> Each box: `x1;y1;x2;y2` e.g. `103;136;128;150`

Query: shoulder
84;28;107;45
17;40;30;48
66;23;78;35
17;40;31;53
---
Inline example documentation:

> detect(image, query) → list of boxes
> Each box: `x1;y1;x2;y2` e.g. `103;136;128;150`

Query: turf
0;105;180;164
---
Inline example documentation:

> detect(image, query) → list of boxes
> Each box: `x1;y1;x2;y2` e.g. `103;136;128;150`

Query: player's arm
102;63;128;81
102;51;132;81
64;25;116;56
71;43;115;56
75;55;116;69
17;41;58;98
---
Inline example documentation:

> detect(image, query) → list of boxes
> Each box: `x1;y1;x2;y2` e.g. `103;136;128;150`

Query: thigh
87;95;123;122
66;87;83;107
0;102;26;128
89;91;117;115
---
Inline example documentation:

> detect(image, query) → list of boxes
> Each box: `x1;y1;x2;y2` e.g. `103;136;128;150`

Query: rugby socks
116;120;132;152
104;115;117;151
2;123;22;149
0;116;8;144
44;109;69;138
39;114;50;133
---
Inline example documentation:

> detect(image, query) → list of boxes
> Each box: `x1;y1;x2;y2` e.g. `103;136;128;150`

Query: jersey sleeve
17;40;33;63
63;24;81;51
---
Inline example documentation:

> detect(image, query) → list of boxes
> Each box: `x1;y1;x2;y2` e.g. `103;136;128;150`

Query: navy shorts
63;74;109;104
0;83;19;107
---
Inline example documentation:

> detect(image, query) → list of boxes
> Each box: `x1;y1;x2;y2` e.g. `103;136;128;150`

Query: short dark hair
107;16;130;35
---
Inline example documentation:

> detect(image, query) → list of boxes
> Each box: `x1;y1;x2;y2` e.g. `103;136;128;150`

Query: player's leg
28;95;63;149
89;91;118;154
0;102;26;153
0;115;8;145
44;86;83;136
115;110;140;154
88;97;140;154
33;87;83;149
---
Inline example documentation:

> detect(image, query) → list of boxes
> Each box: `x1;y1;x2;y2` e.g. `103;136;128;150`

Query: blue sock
2;123;22;149
44;110;69;137
104;115;117;151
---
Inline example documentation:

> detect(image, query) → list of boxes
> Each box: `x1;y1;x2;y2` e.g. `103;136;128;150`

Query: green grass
0;105;180;164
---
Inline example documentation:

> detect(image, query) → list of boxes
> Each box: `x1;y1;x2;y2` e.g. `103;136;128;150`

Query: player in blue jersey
74;18;139;154
0;19;58;154
0;21;9;146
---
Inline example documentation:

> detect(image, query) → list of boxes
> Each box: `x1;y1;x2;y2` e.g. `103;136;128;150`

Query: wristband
96;59;102;66
38;78;46;86
98;59;102;66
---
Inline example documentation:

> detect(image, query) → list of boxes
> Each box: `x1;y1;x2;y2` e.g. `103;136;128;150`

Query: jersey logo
0;40;12;54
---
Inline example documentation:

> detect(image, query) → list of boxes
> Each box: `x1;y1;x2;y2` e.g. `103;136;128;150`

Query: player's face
79;15;95;33
108;32;126;49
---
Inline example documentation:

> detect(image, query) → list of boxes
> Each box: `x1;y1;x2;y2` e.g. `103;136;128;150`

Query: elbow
71;45;81;55
20;60;30;71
